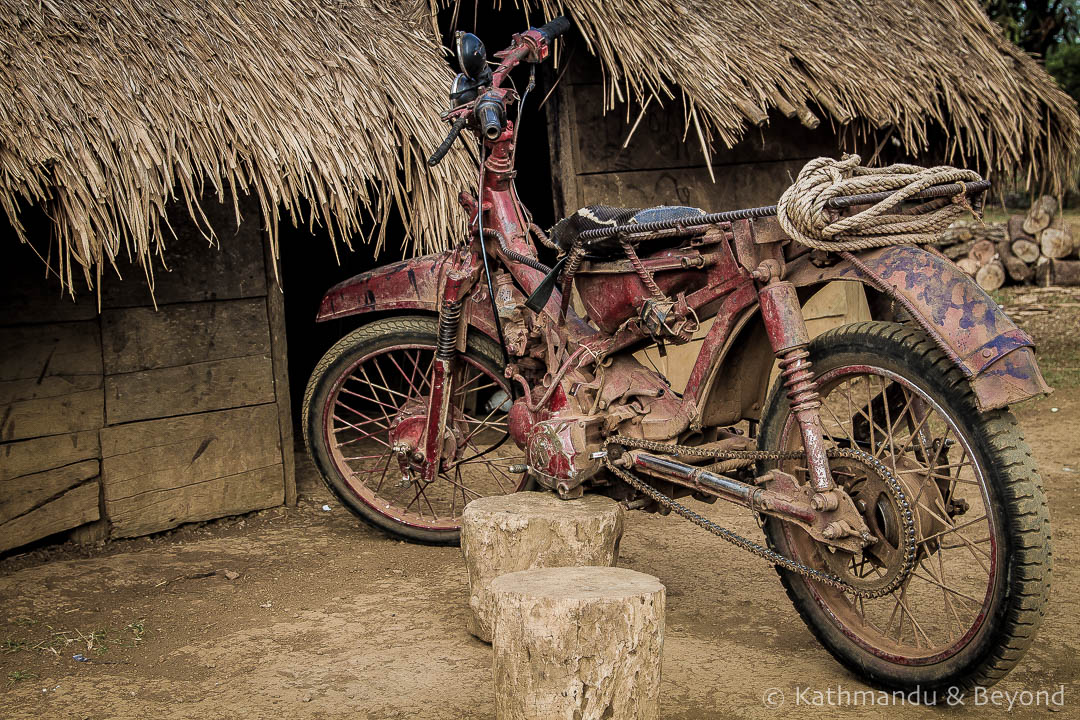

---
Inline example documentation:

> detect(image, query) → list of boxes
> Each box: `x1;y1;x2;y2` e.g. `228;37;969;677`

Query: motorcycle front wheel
758;321;1051;694
303;315;527;544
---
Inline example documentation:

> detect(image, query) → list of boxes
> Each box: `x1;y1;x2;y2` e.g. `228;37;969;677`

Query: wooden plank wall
0;255;103;552
0;194;294;551
546;51;837;218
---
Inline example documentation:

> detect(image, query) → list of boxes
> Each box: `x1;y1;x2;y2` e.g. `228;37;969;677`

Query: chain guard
602;434;917;599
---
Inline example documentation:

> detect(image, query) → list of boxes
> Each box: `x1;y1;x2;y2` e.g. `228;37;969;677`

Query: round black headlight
455;31;488;80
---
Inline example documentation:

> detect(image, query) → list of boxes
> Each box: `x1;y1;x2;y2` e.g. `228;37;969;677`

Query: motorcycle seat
549;205;706;257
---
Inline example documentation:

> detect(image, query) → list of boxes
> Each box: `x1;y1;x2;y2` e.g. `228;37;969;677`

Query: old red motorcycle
304;17;1052;693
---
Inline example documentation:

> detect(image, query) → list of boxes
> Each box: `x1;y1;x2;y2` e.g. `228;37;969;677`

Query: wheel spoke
775;361;1007;664
361;363;398;430
322;339;523;533
333;414;391;448
339;385;400;413
385;351;424;398
880;376;898;475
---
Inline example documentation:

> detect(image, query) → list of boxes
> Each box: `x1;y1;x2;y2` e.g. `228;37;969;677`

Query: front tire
303;315;526;544
758;321;1051;693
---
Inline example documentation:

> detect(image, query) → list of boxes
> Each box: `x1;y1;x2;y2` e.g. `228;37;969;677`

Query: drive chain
603;434;917;599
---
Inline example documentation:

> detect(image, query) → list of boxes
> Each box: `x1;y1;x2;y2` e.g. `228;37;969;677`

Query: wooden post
461;492;623;642
264;234;297;507
491;567;665;720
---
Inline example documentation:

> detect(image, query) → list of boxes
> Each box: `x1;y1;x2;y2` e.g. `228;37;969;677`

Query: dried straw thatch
468;0;1079;194
0;0;473;293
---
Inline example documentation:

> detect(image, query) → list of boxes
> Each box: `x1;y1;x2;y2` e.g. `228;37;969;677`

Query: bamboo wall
0;195;294;553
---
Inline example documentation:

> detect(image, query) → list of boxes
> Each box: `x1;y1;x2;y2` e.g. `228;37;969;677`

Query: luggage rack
576;179;992;243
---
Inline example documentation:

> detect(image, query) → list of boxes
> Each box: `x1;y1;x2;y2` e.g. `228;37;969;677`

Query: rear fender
315;252;501;342
784;245;1051;410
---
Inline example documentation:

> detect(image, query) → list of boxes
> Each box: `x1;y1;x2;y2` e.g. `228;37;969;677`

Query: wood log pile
935;196;1080;290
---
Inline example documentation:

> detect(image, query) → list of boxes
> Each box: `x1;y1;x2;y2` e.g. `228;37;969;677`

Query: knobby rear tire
758;321;1051;694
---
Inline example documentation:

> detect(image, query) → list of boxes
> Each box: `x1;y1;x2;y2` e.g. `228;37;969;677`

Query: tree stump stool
490;566;665;720
461;491;623;642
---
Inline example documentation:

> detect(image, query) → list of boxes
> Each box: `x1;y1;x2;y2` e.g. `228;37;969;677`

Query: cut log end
968;239;997;267
955;257;979;276
461;492;624;643
1040;227;1073;260
1011;239;1041;265
975;261;1006;292
491;567;665;720
1022;195;1057;235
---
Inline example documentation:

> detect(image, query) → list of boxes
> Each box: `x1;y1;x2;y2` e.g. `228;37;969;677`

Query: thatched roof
3;1;1077;294
507;0;1079;193
0;0;473;292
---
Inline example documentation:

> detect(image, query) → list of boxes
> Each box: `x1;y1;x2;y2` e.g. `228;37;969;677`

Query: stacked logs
935;196;1080;290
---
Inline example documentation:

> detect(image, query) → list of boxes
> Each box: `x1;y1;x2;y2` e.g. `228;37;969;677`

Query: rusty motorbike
304;17;1052;692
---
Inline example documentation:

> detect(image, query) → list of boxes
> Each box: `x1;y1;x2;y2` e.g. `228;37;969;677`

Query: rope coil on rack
776;155;983;251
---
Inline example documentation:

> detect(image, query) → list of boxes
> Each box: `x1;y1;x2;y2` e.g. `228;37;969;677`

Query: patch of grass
125;620;146;646
982;206;1080;225
1002;288;1080;389
2;639;28;654
77;629;110;654
4;618;151;657
7;670;36;684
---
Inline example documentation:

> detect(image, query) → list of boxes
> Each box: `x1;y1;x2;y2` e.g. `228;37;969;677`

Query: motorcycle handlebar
429;16;571;159
537;16;571;42
476;100;503;140
427;116;468;166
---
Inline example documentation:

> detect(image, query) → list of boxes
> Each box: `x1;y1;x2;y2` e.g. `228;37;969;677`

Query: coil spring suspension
778;347;821;413
437;299;463;360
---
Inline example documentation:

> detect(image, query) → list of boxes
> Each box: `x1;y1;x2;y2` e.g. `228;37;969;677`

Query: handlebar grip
428;116;468;166
476;101;503;140
537;16;571;42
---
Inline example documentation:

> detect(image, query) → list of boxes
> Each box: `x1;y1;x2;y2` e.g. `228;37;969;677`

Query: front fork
418;251;480;485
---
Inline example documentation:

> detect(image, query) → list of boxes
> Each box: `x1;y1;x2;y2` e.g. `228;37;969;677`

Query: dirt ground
1;290;1077;720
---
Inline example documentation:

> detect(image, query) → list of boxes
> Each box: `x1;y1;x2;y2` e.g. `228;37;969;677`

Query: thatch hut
0;0;473;551
522;0;1079;213
1;0;1076;553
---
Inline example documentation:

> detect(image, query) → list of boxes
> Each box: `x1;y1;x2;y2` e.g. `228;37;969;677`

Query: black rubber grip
476;101;503;140
537;16;571;42
427;116;468;166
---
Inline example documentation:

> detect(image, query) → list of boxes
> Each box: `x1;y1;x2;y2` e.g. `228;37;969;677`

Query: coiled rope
776;154;982;251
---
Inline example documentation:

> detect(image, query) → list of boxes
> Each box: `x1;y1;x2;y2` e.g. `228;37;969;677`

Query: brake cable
476;143;511;370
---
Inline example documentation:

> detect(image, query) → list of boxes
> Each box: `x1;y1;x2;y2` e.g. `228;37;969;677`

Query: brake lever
428;116;469;167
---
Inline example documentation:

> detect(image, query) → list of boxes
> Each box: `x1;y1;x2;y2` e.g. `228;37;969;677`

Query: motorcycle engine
512;354;687;498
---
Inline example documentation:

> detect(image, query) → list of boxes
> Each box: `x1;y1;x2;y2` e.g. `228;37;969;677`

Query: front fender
316;252;501;342
785;245;1051;410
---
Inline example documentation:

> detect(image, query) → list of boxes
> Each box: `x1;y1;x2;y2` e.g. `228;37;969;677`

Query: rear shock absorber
757;279;835;496
778;347;821;415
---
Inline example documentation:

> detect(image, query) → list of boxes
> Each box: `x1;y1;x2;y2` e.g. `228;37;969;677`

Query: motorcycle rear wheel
758;321;1051;694
303;315;527;544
